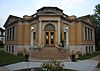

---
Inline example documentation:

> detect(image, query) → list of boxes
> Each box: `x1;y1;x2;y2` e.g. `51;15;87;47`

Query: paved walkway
90;55;100;71
0;67;10;71
1;60;98;71
0;55;100;71
3;62;42;71
90;55;100;61
92;68;100;71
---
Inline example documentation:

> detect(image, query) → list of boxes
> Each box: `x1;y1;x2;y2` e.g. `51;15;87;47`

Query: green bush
97;62;100;68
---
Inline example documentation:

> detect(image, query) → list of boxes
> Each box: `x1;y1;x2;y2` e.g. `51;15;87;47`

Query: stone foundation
68;45;95;55
4;44;95;56
4;45;31;54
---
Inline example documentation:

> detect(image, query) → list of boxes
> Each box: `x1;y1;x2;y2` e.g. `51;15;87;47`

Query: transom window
44;24;55;31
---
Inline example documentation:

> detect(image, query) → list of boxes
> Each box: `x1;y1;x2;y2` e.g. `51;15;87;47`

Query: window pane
46;32;49;44
12;46;14;52
64;32;66;40
9;46;11;52
85;27;87;40
51;32;54;44
33;32;35;39
12;27;15;40
45;24;55;31
10;28;12;40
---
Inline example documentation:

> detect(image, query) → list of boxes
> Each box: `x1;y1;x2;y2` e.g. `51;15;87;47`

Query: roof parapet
67;15;77;21
23;15;33;20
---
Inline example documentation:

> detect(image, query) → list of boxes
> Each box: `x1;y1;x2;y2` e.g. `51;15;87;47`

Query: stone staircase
31;48;69;60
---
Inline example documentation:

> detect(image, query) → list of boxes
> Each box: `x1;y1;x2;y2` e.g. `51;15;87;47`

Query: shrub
97;62;100;68
40;60;64;71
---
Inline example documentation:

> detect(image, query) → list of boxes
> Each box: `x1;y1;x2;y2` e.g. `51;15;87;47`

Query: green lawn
77;51;100;60
0;49;25;66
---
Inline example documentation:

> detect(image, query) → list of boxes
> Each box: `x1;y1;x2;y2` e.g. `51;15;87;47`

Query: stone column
31;26;35;48
58;21;60;44
39;21;42;46
31;30;33;47
66;30;69;46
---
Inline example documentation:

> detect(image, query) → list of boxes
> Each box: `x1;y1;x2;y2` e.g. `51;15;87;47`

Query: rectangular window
46;32;49;44
33;32;35;39
7;29;9;40
91;29;93;40
6;46;9;52
64;32;66;42
9;46;11;52
85;27;87;40
51;32;54;44
91;46;93;52
12;27;15;40
7;27;15;40
10;28;12;40
88;28;90;40
89;29;91;40
89;46;91;53
12;46;14;52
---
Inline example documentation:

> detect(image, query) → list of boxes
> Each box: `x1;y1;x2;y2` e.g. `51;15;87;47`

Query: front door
44;24;55;47
45;31;55;47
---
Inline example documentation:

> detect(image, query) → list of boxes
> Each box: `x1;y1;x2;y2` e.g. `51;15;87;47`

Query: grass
0;49;25;66
77;51;100;60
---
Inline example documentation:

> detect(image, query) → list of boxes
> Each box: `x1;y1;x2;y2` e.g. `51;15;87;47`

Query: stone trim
4;45;31;54
68;45;95;55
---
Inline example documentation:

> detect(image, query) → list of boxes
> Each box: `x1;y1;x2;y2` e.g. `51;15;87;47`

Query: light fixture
31;26;34;30
65;26;69;31
65;27;68;30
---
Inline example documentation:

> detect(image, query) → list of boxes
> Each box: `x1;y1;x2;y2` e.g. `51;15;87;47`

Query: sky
0;0;100;28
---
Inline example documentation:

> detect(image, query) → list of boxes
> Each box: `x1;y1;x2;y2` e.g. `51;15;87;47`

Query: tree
95;4;100;14
92;4;100;50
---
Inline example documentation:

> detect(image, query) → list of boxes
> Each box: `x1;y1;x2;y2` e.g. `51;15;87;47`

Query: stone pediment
4;15;22;27
77;15;95;26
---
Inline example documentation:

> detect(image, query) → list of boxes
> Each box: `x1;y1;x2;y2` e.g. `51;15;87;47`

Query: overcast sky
0;0;100;28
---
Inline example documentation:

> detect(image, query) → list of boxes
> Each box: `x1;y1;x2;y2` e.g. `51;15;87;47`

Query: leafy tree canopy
92;4;100;50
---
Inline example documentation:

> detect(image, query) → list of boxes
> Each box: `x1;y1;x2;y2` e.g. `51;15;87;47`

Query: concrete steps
32;48;69;60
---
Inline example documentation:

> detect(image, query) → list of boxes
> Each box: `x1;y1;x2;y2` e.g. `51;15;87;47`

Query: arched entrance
44;24;55;47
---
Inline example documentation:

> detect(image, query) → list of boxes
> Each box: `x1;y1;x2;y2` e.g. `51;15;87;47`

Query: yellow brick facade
4;7;95;55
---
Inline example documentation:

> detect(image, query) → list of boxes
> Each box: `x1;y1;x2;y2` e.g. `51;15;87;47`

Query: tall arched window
44;24;55;31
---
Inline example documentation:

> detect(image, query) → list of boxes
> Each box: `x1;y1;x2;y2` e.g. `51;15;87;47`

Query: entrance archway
44;24;55;47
